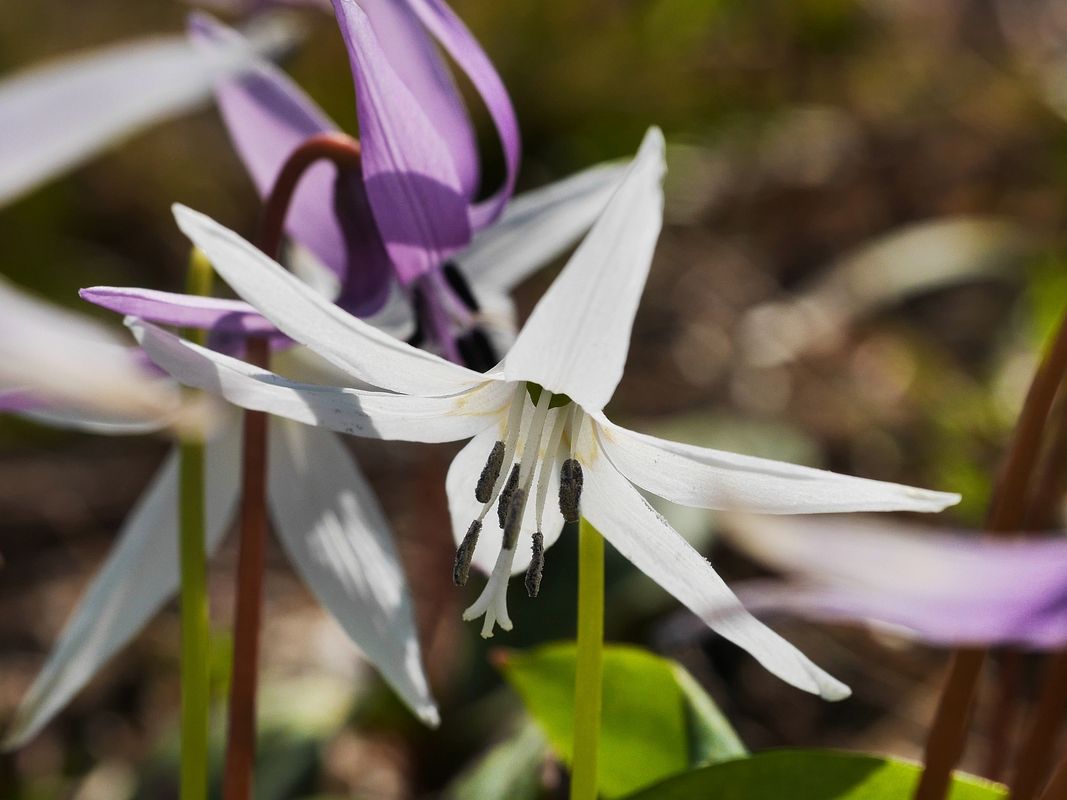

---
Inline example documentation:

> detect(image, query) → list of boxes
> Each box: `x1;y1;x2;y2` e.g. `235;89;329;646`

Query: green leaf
497;642;744;798
621;750;1007;800
446;721;549;800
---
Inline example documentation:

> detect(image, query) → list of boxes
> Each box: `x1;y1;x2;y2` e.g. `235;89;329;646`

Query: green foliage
498;642;745;798
446;722;549;800
621;750;1007;800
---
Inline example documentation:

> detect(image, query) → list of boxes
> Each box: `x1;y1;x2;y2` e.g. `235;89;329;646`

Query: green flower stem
178;248;213;800
571;518;605;800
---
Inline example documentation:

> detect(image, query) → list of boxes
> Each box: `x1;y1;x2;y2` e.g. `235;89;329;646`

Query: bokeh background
3;0;1067;796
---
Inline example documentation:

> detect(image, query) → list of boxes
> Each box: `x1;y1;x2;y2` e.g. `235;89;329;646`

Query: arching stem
915;303;1067;800
571;518;605;800
221;132;363;800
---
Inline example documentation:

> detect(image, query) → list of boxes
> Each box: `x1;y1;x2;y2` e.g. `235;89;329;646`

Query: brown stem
1038;745;1067;800
221;131;363;800
915;304;1067;800
1010;650;1067;800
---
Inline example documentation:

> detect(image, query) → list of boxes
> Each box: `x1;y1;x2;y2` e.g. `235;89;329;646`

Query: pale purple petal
332;0;472;284
189;13;392;313
81;286;276;334
0;388;40;413
725;515;1067;649
358;0;479;200
407;0;520;230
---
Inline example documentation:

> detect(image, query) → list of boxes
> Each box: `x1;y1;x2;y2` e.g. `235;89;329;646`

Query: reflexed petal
445;414;564;576
357;0;479;199
0;279;190;428
332;0;472;283
0;17;295;206
81;286;274;334
3;428;241;748
129;318;509;443
267;420;439;725
725;515;1067;648
578;450;850;701
595;415;960;514
172;204;483;395
406;0;520;229
501;129;665;412
189;14;392;312
18;405;172;436
456;161;628;292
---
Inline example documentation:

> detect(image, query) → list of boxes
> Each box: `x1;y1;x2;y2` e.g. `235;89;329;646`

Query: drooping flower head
126;129;962;702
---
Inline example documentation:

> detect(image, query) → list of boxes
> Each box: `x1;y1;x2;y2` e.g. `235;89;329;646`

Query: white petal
0;17;295;206
455;160;629;292
500;129;665;411
595;414;960;514
446;422;564;577
172;204;482;395
267;420;438;725
4;427;241;748
17;405;170;435
129;318;507;444
578;446;850;701
0;278;184;426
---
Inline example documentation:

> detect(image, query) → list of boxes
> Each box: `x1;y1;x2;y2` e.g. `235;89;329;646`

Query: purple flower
722;514;1067;649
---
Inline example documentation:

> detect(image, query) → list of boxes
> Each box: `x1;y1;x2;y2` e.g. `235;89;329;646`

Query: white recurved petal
578;431;850;701
446;417;565;577
0;17;296;207
455;161;628;293
172;204;481;396
501;129;665;412
4;426;241;749
129;319;508;444
595;415;961;514
267;420;439;726
17;405;171;436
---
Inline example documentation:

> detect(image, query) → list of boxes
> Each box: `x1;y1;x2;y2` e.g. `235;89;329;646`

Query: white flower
129;128;960;701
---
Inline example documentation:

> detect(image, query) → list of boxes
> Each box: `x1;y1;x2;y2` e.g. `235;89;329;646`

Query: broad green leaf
622;749;1007;800
446;721;549;800
497;642;744;798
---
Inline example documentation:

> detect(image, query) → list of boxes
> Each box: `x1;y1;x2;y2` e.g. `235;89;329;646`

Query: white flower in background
129;128;960;701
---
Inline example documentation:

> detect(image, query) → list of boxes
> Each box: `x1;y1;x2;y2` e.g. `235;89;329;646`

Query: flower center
454;383;584;637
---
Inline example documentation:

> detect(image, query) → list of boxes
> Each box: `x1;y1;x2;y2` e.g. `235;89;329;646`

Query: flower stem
221;133;363;800
571;518;604;800
178;249;213;800
916;302;1067;800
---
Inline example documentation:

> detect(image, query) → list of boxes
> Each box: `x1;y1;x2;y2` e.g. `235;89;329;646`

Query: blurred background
3;0;1067;796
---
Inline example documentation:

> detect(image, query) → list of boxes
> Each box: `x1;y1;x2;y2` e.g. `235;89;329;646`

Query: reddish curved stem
915;304;1067;800
221;132;363;800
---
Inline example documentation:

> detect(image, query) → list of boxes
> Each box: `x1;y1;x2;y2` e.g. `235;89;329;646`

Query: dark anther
453;520;482;586
497;464;520;528
475;441;506;503
559;458;584;523
405;285;427;348
525;531;545;597
503;488;526;550
442;261;481;312
458;327;499;372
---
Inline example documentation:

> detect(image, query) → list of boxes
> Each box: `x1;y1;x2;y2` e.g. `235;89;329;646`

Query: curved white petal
578;443;850;701
17;405;171;435
446;422;564;577
172;204;482;395
501;129;665;412
4;427;241;748
595;415;960;514
456;161;629;293
129;319;507;444
267;420;439;725
0;17;295;206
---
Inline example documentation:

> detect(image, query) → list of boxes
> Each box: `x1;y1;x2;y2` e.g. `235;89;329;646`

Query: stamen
497;464;520;528
475;441;505;503
559;458;584;523
525;531;545;597
405;286;427;348
503;488;526;550
442;261;481;312
452;520;481;586
457;327;499;372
